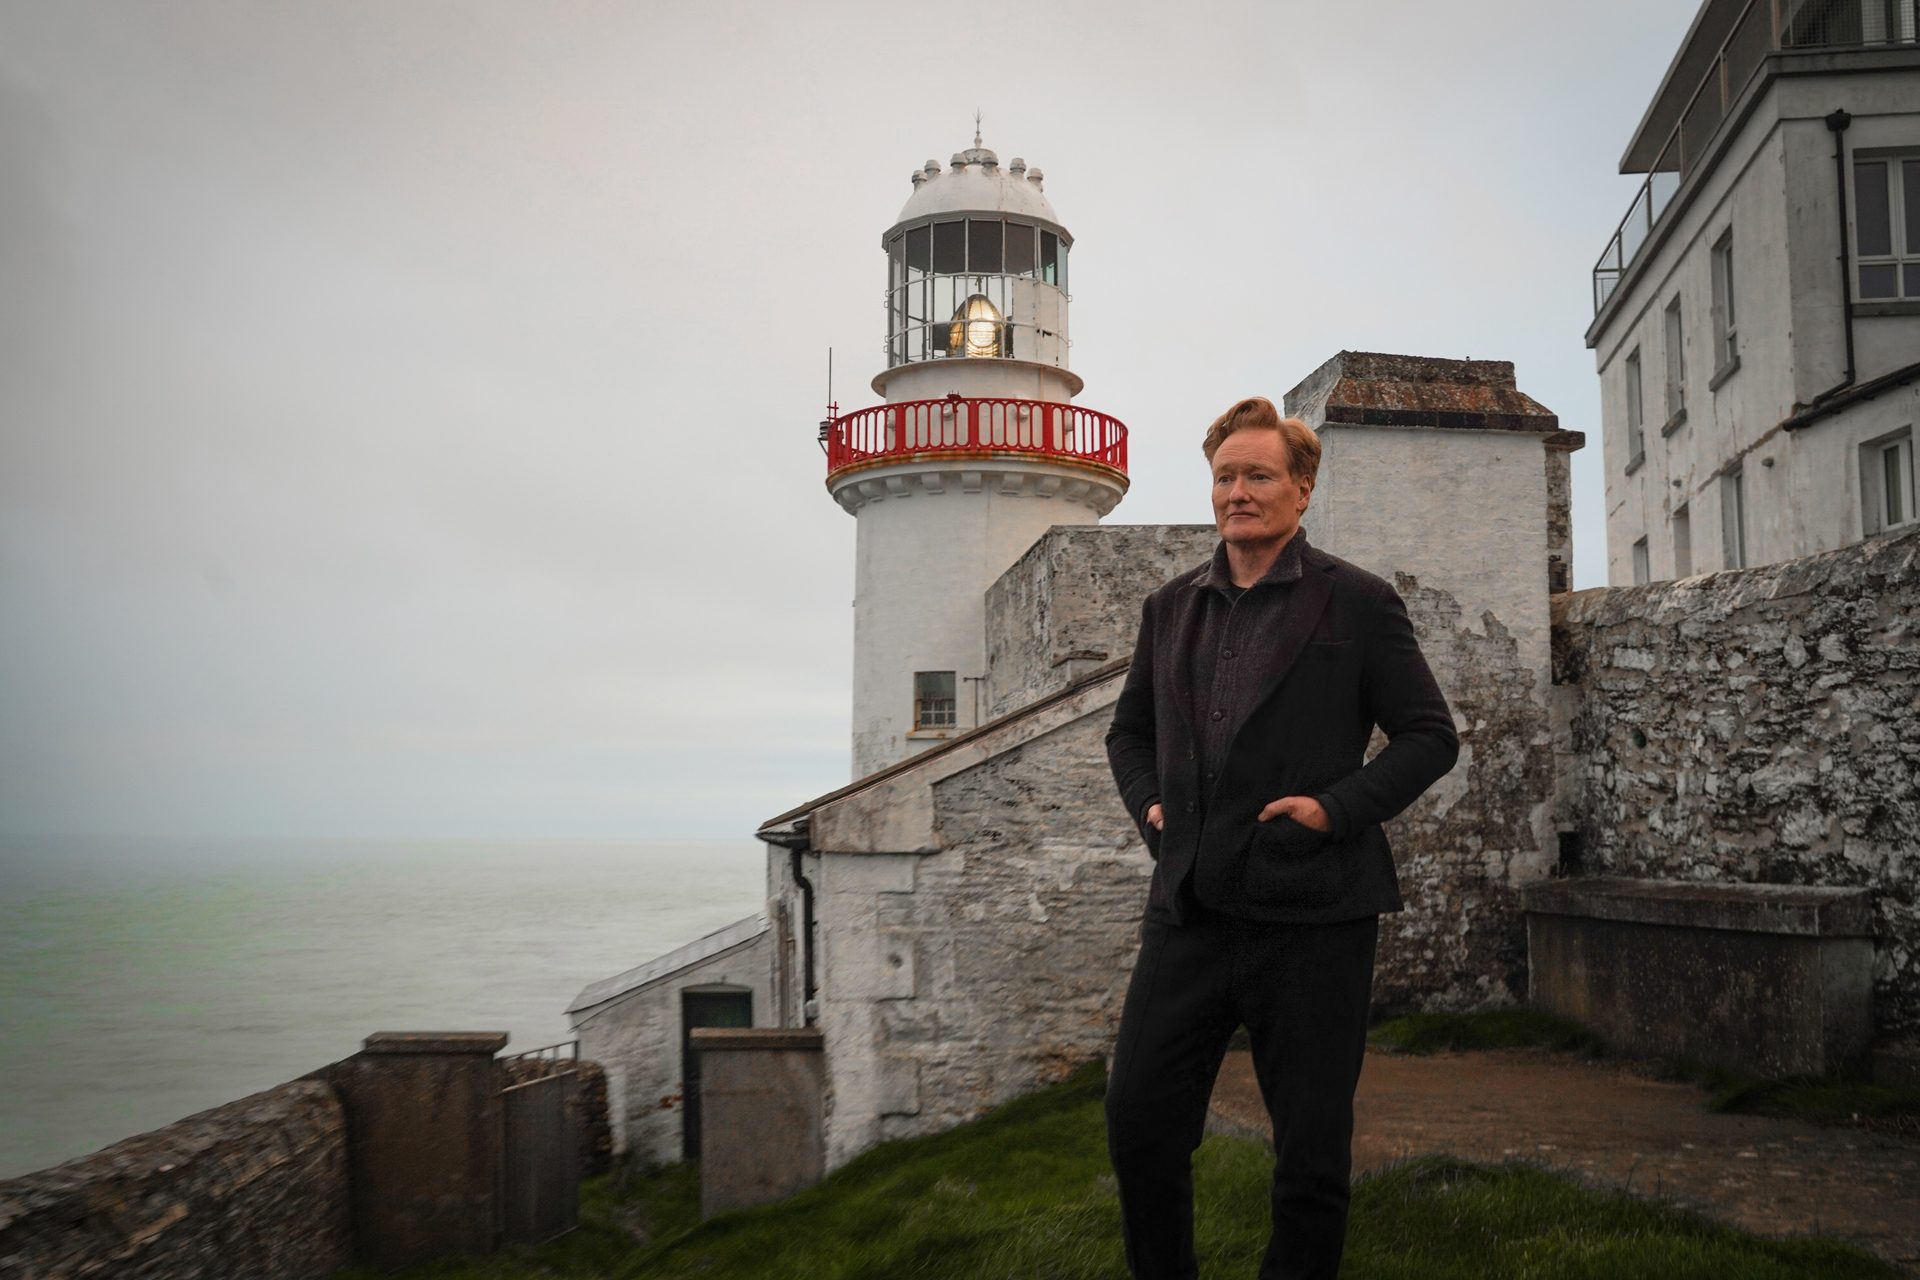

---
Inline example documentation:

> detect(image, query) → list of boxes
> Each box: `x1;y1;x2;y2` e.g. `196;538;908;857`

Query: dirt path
1207;1047;1920;1274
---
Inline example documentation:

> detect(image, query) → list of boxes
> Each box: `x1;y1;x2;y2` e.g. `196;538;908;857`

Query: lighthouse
824;134;1130;778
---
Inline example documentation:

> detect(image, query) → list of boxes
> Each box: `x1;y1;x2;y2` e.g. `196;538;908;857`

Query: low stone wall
0;1080;350;1280
1552;525;1920;1044
1524;878;1876;1076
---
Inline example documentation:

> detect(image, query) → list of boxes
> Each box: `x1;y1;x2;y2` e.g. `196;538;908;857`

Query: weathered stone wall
984;524;1216;719
1552;525;1920;1043
886;708;1151;1140
1545;443;1575;594
0;1080;350;1280
1369;569;1549;1015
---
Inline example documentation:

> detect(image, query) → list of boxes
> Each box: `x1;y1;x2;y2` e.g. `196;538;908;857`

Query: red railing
824;396;1128;479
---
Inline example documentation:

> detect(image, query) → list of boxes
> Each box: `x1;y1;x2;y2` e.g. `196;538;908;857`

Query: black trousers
1104;905;1379;1280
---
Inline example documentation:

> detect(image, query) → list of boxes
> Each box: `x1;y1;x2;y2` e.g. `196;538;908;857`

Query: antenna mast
816;347;837;452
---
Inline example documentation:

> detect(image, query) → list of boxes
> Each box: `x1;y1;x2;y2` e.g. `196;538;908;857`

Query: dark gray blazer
1105;533;1460;924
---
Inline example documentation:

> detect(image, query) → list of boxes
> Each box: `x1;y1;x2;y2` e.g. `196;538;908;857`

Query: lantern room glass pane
968;220;1003;273
1005;222;1035;275
1856;161;1891;256
932;221;966;273
1040;231;1059;285
905;224;931;271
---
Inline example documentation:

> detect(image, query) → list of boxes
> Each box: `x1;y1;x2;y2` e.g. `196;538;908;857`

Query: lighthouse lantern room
825;134;1129;779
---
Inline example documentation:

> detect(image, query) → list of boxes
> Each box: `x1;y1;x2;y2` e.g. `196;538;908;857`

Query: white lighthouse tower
824;134;1130;778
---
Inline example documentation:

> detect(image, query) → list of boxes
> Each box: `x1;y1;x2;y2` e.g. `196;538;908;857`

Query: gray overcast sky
0;0;1694;841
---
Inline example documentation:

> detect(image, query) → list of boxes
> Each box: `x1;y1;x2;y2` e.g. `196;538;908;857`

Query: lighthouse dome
896;143;1062;228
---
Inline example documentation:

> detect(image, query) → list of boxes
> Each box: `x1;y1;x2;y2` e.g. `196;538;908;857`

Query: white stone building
1588;0;1920;585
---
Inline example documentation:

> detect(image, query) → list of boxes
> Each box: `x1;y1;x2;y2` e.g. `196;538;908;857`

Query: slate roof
566;912;769;1015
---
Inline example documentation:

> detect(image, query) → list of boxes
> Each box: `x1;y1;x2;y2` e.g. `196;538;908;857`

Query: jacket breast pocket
1242;816;1345;911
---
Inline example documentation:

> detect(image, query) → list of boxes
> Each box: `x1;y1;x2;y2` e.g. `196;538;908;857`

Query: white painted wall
1591;58;1920;584
841;459;1121;778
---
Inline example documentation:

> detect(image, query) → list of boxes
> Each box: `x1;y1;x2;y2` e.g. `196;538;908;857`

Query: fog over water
1;1;1694;843
0;838;764;1177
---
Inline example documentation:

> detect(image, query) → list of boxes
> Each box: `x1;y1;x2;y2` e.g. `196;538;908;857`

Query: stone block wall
892;708;1151;1136
984;524;1216;719
0;1080;350;1280
1552;525;1920;1043
1367;568;1551;1014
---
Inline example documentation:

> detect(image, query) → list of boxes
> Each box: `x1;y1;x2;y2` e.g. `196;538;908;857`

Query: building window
1862;428;1916;534
1632;536;1651;585
1624;347;1645;467
1853;156;1920;300
1673;503;1693;578
913;670;957;729
1722;467;1747;569
1663;297;1686;428
1710;231;1738;382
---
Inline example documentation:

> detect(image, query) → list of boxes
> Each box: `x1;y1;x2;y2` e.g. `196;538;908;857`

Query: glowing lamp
948;294;1004;358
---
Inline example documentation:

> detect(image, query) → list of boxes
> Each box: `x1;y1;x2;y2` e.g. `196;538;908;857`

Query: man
1103;396;1459;1279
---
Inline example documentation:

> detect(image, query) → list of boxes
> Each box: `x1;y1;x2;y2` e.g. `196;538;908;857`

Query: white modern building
827;134;1129;778
1588;0;1920;585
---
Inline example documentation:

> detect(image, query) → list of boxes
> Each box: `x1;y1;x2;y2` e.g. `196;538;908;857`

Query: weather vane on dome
974;110;982;147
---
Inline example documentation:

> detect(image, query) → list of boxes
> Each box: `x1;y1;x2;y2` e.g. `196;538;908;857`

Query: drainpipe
788;844;818;1021
1812;109;1856;405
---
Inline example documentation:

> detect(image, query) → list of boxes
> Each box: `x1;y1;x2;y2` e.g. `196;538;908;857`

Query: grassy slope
340;1059;1899;1280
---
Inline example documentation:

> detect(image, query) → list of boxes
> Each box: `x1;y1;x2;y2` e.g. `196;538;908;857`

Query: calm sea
0;837;766;1178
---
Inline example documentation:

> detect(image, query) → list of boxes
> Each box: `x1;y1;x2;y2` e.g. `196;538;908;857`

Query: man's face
1210;427;1310;550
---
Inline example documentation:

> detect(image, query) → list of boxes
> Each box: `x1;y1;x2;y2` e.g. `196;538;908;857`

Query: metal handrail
1591;0;1920;315
823;396;1127;479
505;1039;579;1062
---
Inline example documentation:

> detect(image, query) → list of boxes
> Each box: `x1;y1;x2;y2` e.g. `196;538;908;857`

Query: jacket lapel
1167;569;1208;735
1242;547;1335;716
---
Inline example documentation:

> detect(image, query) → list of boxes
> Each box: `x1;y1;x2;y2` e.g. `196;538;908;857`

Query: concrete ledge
691;1028;824;1052
1521;877;1873;937
1524;877;1875;1078
361;1032;510;1055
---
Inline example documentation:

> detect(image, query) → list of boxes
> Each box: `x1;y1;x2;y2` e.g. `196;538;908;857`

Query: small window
1624;348;1645;462
1632;536;1651;585
905;224;931;272
1711;232;1738;376
1663;297;1686;422
931;221;966;274
1853;157;1920;300
968;220;1003;274
1721;467;1747;569
1673;503;1693;578
1040;231;1060;286
1862;428;1916;534
913;671;957;729
1005;222;1035;275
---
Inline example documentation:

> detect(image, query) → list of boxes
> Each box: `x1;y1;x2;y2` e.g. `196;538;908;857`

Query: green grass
337;1059;1898;1280
1651;1058;1920;1131
1368;1008;1606;1057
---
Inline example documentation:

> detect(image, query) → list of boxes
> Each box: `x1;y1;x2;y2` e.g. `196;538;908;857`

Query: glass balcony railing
1592;0;1920;315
